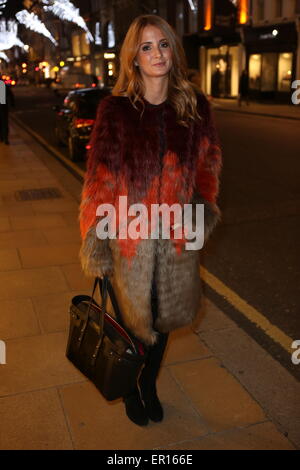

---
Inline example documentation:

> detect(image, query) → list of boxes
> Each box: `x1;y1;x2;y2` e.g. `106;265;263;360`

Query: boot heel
123;387;149;426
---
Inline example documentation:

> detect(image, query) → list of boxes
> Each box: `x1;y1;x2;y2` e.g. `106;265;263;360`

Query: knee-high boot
123;384;149;427
139;332;169;422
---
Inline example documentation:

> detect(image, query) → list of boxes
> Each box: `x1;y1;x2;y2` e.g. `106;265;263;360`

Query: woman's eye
141;42;169;52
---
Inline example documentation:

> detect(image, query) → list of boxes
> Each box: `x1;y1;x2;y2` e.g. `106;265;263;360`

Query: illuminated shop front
205;44;240;97
192;0;247;98
244;23;297;102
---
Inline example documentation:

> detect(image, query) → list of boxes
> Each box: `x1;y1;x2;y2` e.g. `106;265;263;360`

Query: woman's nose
153;45;163;58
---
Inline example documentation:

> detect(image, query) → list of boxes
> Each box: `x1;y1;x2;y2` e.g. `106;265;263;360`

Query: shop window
80;33;90;56
249;54;261;90
278;53;293;92
261;53;277;92
72;34;81;58
206;46;238;96
210;55;231;97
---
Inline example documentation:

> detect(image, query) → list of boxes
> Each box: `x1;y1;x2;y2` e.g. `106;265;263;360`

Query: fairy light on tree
16;9;57;44
0;19;25;50
43;0;94;43
0;0;7;16
0;50;9;61
0;1;93;45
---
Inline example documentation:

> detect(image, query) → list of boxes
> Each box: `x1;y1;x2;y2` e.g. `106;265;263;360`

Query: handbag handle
96;277;126;329
78;277;108;347
89;276;108;364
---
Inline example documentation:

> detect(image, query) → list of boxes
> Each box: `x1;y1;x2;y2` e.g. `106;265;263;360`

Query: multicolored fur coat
79;92;222;345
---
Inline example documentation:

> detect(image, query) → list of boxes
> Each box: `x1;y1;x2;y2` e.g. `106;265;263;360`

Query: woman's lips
153;62;165;66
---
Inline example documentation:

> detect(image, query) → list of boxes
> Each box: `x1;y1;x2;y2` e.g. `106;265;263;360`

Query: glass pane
249;54;261;90
261;53;277;91
278;53;293;92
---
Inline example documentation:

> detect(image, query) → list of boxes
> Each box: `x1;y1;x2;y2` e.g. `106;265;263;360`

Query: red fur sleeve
79;96;121;240
195;94;222;204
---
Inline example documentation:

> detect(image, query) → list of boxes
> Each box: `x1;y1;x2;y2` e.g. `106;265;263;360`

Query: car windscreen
76;91;111;118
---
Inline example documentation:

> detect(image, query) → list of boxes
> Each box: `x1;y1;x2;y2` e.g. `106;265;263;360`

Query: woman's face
135;25;172;78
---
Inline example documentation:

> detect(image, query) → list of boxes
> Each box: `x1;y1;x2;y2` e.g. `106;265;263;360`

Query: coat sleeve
79;96;121;278
194;93;222;240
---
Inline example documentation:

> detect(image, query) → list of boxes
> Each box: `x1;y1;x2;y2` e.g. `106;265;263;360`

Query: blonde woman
79;15;222;426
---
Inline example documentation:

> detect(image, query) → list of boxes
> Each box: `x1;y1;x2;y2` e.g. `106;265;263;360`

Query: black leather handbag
66;276;146;401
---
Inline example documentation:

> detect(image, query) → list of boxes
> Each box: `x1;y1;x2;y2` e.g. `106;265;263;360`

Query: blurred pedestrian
0;82;15;145
211;68;221;98
79;15;222;427
238;69;250;107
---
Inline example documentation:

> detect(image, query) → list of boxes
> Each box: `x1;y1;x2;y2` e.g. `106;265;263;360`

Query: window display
278;53;292;92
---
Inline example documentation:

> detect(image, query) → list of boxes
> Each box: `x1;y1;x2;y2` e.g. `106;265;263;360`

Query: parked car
52;71;96;91
53;87;111;161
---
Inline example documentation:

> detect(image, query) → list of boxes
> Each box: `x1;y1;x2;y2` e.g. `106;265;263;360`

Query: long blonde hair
112;14;201;127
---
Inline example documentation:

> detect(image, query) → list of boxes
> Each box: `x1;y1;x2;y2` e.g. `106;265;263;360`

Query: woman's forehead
140;25;165;42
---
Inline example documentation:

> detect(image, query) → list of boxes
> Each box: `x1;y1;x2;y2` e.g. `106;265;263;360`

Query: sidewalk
211;98;300;120
0;123;298;450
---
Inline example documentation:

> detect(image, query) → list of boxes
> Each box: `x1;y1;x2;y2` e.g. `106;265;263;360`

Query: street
10;86;300;379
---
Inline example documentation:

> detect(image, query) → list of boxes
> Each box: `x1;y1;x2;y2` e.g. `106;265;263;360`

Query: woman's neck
143;77;168;105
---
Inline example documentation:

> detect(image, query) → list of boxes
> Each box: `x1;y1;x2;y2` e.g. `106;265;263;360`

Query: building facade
178;0;300;102
243;0;300;102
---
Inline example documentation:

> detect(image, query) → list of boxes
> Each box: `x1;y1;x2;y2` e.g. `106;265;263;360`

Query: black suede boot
123;385;149;426
139;332;169;422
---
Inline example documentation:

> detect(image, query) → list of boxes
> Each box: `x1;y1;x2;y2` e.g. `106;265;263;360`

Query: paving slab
42;226;81;245
0;266;69;300
0;249;21;271
0;202;35;217
164;326;212;366
0;230;48;250
0;388;73;450
10;214;67;231
31;199;79;214
0;298;40;340
156;421;296;450
168;357;266;433
0;331;83;396
198;326;300;448
19;243;80;268
59;368;209;450
61;263;93;291
31;290;90;334
193;296;238;333
60;212;80;226
0;217;11;232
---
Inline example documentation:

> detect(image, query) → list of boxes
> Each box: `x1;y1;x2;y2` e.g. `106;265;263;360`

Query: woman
79;15;222;426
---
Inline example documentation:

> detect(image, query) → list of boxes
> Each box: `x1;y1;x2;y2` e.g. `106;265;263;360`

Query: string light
16;10;58;45
43;0;94;43
0;19;25;51
0;50;9;61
